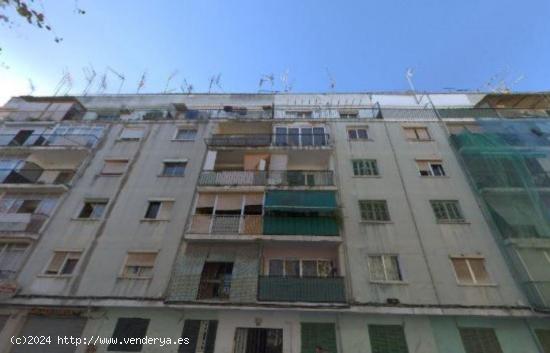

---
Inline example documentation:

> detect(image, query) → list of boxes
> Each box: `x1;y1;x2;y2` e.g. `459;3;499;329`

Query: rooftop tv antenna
96;71;108;94
107;66;126;94
28;79;36;95
208;73;222;93
82;65;97;96
136;71;147;93
164;70;178;93
258;73;275;92
53;69;73;96
325;68;336;91
281;69;293;92
180;78;194;94
405;68;425;105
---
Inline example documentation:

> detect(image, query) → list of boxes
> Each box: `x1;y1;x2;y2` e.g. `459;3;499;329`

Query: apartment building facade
0;92;548;353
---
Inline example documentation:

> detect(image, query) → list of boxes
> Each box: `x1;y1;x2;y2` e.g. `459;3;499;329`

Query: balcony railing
257;276;346;303
198;170;334;187
263;216;339;236
0;213;47;234
0;133;99;148
205;134;331;147
189;215;263;235
0;168;75;185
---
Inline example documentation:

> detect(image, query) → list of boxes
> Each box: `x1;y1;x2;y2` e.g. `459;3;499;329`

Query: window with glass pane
301;128;313;146
162;161;186;176
417;160;445;176
452;257;491;285
144;201;161;219
288;128;300;146
284;260;300;277
431;200;464;221
459;328;503;353
0;243;27;279
359;200;390;221
123;252;156;278
404;126;431;141
269;260;284;276
45;251;81;275
119;127;144;140
274;127;287;146
313;127;326;145
353;159;379;176
339;111;358;119
368;255;402;282
175;128;197;141
348;128;369;140
78;201;107;219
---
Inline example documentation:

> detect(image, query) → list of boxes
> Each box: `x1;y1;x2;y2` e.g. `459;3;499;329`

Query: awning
264;191;337;212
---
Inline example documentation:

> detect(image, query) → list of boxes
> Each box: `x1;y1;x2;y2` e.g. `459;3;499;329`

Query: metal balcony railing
257;276;346;303
0;133;99;148
0;168;75;185
198;170;334;187
204;134;331;147
189;215;263;235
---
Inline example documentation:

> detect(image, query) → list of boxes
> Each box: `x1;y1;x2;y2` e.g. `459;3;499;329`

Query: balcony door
234;328;283;353
197;262;233;300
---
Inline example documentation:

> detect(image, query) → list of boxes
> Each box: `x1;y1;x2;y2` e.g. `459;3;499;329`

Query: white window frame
416;159;446;177
367;254;403;283
160;159;187;177
267;258;333;277
352;159;379;176
173;127;198;141
43;250;82;276
431;200;464;222
142;198;174;221
403;126;431;141
120;251;158;279
347;127;369;140
76;199;108;219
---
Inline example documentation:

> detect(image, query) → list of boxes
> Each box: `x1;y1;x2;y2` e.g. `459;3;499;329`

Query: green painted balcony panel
263;216;339;236
264;190;337;212
257;276;346;303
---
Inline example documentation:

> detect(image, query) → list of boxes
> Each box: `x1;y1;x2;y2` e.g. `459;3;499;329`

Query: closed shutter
536;329;550;353
459;328;503;353
368;325;409;353
204;320;218;353
11;316;86;353
301;323;337;353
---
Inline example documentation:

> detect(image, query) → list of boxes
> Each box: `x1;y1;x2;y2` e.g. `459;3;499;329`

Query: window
403;126;430;141
368;325;409;353
359;200;390;221
301;323;337;353
368;255;402;282
339;110;358;119
108;318;150;352
161;161;186;177
97;113;120;121
352;159;379;176
180;320;218;353
122;252;157;278
286;111;312;119
101;159;128;175
234;328;283;353
459;328;503;353
451;257;491;285
78;200;107;219
431;200;464;222
268;259;333;277
45;251;81;275
119;127;144;141
197;262;233;300
143;200;173;220
417;160;445;176
175;128;197;141
0;243;28;279
274;126;327;146
348;127;369;140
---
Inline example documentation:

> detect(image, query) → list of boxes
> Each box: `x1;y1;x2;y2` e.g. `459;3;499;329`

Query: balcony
263;216;339;236
198;170;334;187
0;213;47;234
189;215;263;235
0;168;74;186
257;276;346;303
0;133;99;149
205;133;331;148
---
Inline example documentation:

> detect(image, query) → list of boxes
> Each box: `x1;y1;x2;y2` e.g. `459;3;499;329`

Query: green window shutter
459;328;503;353
368;325;409;353
179;320;200;353
108;318;150;352
301;323;337;353
536;329;550;353
204;320;218;353
265;191;337;212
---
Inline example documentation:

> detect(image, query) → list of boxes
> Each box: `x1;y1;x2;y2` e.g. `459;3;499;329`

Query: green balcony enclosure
263;216;339;236
257;276;346;303
264;190;337;212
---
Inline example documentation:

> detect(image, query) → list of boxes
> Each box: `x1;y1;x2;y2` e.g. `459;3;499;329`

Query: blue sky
0;0;549;103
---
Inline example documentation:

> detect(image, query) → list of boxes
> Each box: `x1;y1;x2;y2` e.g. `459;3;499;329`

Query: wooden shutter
46;252;66;274
452;258;473;283
368;325;409;353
